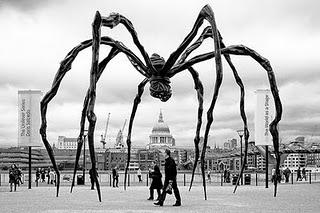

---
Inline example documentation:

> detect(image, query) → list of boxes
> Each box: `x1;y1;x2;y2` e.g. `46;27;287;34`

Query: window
160;137;165;143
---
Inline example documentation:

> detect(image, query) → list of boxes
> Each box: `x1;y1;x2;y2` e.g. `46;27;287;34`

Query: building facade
283;153;307;168
57;136;78;150
0;147;46;169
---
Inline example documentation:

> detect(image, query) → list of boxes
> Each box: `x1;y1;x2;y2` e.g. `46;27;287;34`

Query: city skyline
0;0;319;148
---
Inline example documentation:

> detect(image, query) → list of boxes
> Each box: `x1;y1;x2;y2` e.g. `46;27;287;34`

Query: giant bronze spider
40;5;282;202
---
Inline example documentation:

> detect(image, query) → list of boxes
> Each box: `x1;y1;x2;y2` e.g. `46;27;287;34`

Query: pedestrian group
9;163;22;192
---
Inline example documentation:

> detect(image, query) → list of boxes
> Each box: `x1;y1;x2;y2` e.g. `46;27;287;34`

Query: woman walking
9;164;19;192
148;161;163;201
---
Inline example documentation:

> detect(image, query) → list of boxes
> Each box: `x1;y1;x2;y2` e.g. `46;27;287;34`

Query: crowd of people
35;167;56;184
8;155;312;207
271;166;308;183
6;148;220;207
8;164;57;192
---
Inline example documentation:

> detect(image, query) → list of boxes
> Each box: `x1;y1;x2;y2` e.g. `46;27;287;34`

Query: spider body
40;5;282;203
149;53;172;102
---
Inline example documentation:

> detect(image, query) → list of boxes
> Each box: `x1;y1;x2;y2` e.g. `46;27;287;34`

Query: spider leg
123;78;149;190
102;14;156;75
166;5;223;201
162;5;221;73
39;104;60;197
171;45;275;76
70;42;147;193
187;67;204;191
101;37;149;77
172;29;216;193
70;91;89;193
70;47;120;193
218;40;250;194
41;33;148;198
85;11;103;202
212;45;282;197
39;38;100;199
176;28;251;193
203;34;251;194
173;44;282;197
164;4;223;201
178;26;212;64
188;5;223;201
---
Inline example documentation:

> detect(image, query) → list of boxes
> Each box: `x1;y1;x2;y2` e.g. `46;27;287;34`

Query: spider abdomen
149;53;172;102
149;76;172;102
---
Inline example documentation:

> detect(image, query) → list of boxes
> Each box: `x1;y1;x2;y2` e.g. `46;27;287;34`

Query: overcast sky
0;0;319;148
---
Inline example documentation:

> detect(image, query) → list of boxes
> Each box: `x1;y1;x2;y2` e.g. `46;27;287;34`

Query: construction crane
115;119;127;148
100;113;110;149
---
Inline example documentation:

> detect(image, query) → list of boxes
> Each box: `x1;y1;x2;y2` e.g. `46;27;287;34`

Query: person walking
9;164;19;192
207;170;211;183
154;149;181;207
271;167;276;183
36;168;41;185
49;169;55;184
302;167;306;181
41;169;46;182
112;166;119;187
223;169;227;183
283;167;291;183
296;167;302;181
226;169;231;183
137;168;142;182
47;168;51;184
16;166;23;186
148;161;163;201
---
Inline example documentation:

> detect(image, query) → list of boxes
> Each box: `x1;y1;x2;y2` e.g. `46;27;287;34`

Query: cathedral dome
152;123;170;133
148;110;175;148
152;111;170;134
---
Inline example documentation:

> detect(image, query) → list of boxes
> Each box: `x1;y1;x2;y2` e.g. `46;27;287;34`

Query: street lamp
237;129;244;185
83;130;88;185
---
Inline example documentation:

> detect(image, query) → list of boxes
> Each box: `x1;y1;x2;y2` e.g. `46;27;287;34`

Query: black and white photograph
0;0;319;212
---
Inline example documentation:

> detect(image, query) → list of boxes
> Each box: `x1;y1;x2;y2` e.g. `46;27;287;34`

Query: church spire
158;109;164;123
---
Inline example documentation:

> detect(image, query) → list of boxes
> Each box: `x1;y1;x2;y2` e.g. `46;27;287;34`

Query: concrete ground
0;183;319;213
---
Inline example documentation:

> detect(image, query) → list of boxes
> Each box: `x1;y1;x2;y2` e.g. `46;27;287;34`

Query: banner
254;89;274;146
18;90;42;147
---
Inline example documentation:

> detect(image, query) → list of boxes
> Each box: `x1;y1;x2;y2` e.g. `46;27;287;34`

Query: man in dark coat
112;166;119;187
148;161;163;200
296;167;302;181
154;149;181;206
283;167;291;183
41;168;46;182
223;169;227;182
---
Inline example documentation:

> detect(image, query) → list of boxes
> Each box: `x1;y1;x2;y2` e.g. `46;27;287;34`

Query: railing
1;171;319;187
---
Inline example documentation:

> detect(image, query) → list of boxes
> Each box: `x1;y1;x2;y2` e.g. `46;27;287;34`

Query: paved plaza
0;183;319;212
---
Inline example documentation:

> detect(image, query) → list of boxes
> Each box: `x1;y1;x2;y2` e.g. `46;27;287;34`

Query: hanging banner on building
18;90;42;147
254;89;274;146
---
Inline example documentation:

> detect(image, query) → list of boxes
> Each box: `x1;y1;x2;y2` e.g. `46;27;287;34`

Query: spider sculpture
40;5;282;202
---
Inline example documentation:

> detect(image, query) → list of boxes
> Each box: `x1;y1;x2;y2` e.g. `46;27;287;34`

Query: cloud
0;0;58;12
0;0;319;148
